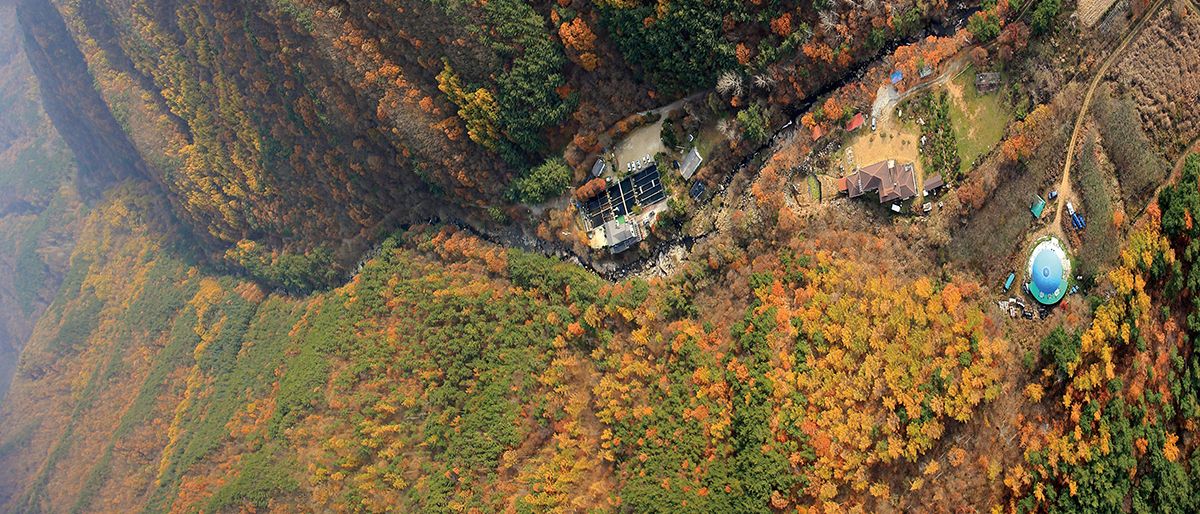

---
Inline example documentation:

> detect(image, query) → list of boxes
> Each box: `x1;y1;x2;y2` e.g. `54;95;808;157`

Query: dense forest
0;0;84;401
0;178;1014;512
7;158;1200;512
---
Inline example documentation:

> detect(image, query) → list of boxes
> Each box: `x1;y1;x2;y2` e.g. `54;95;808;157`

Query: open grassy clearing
948;65;1011;175
693;121;723;161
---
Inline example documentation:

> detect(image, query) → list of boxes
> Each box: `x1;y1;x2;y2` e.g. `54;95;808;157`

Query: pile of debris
997;296;1035;320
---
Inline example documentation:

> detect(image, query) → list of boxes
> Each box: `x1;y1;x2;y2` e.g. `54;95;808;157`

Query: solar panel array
579;166;666;230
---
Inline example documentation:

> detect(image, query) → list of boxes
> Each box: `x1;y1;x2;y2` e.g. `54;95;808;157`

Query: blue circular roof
1032;248;1062;296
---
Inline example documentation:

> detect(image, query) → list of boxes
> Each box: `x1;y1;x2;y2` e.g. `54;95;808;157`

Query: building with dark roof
591;158;606;177
837;160;917;204
923;173;944;194
578;166;665;252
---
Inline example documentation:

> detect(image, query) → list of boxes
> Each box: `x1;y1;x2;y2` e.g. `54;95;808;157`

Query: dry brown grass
1079;0;1124;26
1112;10;1200;160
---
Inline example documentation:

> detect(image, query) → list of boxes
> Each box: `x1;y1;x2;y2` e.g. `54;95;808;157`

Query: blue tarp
891;70;903;84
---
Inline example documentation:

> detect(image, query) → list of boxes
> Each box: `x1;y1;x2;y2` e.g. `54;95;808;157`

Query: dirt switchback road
1052;0;1169;230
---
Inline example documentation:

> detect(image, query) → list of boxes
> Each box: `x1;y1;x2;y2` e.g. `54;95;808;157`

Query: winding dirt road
1051;0;1169;230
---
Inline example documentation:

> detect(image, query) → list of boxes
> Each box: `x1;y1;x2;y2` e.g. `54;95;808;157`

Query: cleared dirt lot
838;114;926;197
615;118;668;172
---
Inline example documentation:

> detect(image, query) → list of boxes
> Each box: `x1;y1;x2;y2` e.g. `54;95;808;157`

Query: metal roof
679;148;703;180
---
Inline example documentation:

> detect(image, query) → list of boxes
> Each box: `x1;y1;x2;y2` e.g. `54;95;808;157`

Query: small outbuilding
846;113;865;132
923;174;944;195
1031;195;1046;217
591;158;606;177
679;147;703;180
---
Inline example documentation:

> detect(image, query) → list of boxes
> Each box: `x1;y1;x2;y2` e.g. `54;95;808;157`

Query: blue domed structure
1032;249;1062;296
1027;237;1070;305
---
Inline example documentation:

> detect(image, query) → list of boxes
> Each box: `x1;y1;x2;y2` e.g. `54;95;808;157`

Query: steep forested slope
12;0;954;285
0;0;86;401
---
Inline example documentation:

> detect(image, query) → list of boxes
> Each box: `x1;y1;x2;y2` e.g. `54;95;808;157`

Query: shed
679;147;703;180
923;173;944;193
1031;195;1046;217
919;67;933;79
591;158;606;177
846;113;865;132
812;124;824;141
890;70;904;84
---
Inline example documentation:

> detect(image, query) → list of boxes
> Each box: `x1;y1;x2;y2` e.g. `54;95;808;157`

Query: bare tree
820;11;838;32
753;74;776;90
716;71;743;97
717;118;741;142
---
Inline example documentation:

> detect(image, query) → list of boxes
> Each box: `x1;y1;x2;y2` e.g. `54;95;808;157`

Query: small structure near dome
1031;195;1046;218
